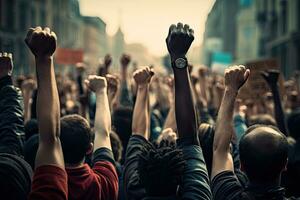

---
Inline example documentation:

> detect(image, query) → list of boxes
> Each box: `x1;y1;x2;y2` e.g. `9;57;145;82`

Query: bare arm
25;27;64;168
86;75;112;150
211;65;250;179
132;67;153;139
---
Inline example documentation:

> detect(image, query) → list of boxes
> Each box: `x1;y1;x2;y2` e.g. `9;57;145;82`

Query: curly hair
138;140;185;197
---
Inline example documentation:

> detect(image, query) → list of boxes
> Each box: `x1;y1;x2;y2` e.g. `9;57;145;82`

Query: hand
85;75;107;93
104;54;112;68
21;79;37;91
133;66;154;86
106;74;119;94
0;52;13;79
190;74;198;85
120;54;131;69
224;65;250;92
166;22;194;62
25;27;57;58
261;69;280;89
76;63;86;75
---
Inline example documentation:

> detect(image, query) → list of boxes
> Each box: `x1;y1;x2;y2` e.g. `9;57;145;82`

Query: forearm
213;89;237;152
271;86;288;135
119;69;132;106
23;90;32;123
199;78;208;102
163;100;177;132
173;68;197;140
36;57;60;142
94;89;111;150
132;85;149;139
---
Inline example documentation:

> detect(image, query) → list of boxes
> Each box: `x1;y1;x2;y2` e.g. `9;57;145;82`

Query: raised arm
261;70;288;135
85;75;112;150
211;65;250;179
166;23;197;140
166;23;212;199
0;53;25;156
25;27;64;168
119;54;133;107
132;67;154;139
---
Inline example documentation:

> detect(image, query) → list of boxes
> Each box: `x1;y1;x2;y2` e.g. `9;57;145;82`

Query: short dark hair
247;114;276;127
24;119;39;141
239;125;288;183
138;141;185;197
60;114;92;164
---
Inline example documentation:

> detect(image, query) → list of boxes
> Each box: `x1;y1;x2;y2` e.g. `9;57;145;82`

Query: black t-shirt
212;171;299;200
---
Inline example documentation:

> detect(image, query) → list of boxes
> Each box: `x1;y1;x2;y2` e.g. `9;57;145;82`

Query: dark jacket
0;76;25;156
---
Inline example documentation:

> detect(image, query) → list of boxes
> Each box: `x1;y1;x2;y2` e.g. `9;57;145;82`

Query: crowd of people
0;23;299;200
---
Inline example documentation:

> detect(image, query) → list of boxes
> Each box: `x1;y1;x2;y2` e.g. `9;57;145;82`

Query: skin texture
25;26;64;168
166;22;197;140
85;75;112;151
211;65;250;179
132;66;154;139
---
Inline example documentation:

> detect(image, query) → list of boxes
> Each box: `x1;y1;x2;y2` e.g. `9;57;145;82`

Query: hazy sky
80;0;215;56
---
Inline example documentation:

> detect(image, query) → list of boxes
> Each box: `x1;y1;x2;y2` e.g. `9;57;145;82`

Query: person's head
287;109;300;140
110;131;123;163
239;125;289;184
138;141;185;197
60;114;93;165
0;153;32;200
24;119;38;141
24;134;39;170
247;114;276;127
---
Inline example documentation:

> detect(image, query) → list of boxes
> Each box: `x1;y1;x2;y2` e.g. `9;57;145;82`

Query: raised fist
261;69;279;89
120;54;131;69
224;65;250;92
133;66;154;86
106;74;119;94
198;66;208;78
76;63;86;75
85;75;107;93
104;54;112;68
25;27;57;58
166;23;194;62
21;79;37;91
0;52;13;79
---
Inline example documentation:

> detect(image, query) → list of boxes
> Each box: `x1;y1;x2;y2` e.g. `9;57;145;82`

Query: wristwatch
173;57;187;69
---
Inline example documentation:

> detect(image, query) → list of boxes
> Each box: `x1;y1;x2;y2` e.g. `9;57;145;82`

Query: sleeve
211;171;244;200
0;76;25;156
177;139;212;200
29;165;68;200
93;148;119;200
123;135;148;200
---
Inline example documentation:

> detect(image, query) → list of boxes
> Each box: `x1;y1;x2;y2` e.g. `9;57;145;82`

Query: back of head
287;109;300;140
239;125;288;183
138;141;185;197
248;114;276;127
24;134;39;170
0;153;32;200
60;114;92;165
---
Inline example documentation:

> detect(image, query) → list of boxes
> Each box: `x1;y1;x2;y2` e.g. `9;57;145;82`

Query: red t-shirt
66;161;118;200
29;165;68;200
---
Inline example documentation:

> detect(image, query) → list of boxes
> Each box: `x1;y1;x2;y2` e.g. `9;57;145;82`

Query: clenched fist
25;27;57;58
133;66;154;86
0;52;13;79
120;54;131;69
106;74;119;94
166;23;194;62
85;75;107;93
224;65;250;92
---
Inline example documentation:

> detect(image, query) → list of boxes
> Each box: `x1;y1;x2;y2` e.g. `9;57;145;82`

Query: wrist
35;56;53;64
137;84;149;89
95;87;107;95
224;87;238;96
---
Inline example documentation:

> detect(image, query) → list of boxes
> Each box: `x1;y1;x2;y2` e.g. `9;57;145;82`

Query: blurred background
0;0;299;77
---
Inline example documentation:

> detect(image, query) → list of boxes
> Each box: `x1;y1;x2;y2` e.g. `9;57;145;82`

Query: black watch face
175;58;187;69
